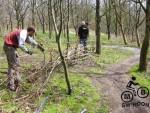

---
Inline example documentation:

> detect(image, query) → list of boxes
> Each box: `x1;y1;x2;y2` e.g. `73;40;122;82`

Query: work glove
26;50;33;55
38;44;45;52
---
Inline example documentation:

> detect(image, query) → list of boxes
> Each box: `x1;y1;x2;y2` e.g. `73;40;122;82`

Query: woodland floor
71;46;150;113
0;32;149;113
91;47;150;113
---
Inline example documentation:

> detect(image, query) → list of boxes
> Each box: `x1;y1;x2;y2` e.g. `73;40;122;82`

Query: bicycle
121;87;149;102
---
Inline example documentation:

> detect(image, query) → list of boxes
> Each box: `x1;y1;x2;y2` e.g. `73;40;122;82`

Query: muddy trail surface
92;46;150;113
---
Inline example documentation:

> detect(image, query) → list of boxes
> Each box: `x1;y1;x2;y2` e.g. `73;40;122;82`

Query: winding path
92;46;150;113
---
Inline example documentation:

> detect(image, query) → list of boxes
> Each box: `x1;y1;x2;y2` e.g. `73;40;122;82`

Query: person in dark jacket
78;21;89;49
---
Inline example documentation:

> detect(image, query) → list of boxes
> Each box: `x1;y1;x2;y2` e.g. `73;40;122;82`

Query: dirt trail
92;47;150;113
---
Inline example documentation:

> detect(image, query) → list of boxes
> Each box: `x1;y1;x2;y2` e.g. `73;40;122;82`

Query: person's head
27;27;35;37
81;21;86;25
132;76;136;81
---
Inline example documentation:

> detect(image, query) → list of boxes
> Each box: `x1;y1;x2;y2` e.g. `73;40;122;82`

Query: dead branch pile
25;45;94;90
11;45;95;112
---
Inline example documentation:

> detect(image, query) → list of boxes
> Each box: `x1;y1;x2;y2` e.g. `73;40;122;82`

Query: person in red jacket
3;27;44;91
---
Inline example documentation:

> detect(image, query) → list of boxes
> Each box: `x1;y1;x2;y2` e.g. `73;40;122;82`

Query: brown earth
92;47;150;113
72;46;150;113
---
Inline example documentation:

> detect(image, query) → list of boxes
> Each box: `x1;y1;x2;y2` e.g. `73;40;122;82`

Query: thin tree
95;0;101;54
49;0;72;95
139;0;150;71
37;1;46;34
104;0;111;40
47;0;52;38
13;0;29;28
111;0;128;45
31;0;36;26
134;1;141;47
66;0;70;49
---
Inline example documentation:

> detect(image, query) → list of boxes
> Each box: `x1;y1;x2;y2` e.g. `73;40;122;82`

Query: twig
38;57;61;91
35;96;50;113
15;94;30;102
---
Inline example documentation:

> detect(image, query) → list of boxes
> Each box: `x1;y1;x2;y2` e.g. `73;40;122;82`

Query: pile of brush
25;45;93;88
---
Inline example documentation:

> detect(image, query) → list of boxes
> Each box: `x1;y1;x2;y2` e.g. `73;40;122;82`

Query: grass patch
129;48;150;90
38;72;100;113
130;65;150;91
0;71;101;113
96;105;109;113
93;48;133;66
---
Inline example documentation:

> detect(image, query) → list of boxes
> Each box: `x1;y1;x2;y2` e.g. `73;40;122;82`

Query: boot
7;76;16;91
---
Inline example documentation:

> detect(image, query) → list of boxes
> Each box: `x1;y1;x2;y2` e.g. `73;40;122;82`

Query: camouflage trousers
3;44;20;91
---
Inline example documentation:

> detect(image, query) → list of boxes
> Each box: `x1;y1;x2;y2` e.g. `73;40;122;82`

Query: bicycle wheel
137;87;149;98
121;91;134;102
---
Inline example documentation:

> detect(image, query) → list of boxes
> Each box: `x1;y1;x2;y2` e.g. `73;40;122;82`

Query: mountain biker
126;77;139;95
3;27;45;91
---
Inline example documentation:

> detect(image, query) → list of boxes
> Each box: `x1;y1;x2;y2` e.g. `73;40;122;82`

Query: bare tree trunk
131;28;134;42
139;0;150;71
135;1;141;47
115;12;118;38
37;9;45;34
128;1;131;36
104;0;111;40
21;18;24;29
66;0;70;49
96;0;101;54
112;0;128;45
48;0;52;39
50;0;72;95
135;27;140;47
10;16;13;31
16;11;20;29
119;22;127;45
85;0;89;22
42;15;45;34
70;0;79;35
31;0;36;26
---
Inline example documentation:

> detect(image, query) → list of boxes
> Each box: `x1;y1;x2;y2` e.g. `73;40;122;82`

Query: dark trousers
80;38;87;48
3;44;20;90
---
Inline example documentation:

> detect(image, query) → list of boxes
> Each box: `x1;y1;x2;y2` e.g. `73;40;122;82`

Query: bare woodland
0;0;149;97
0;0;149;112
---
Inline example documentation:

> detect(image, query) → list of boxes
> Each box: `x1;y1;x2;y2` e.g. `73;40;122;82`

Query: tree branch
131;0;146;13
